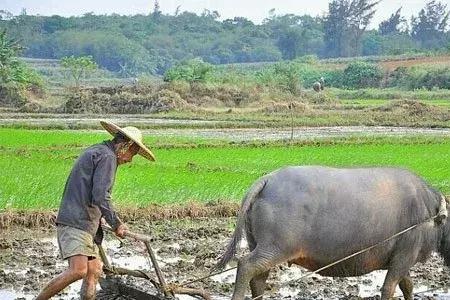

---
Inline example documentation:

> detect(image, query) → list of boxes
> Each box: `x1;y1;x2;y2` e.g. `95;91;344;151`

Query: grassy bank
0;128;449;211
1;97;450;130
340;99;450;108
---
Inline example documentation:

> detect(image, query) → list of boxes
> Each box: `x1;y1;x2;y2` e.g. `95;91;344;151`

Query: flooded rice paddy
0;218;449;300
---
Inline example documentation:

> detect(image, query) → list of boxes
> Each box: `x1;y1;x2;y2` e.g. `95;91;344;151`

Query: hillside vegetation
1;0;449;75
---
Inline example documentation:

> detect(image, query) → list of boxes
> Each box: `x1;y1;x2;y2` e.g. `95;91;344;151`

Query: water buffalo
216;166;449;300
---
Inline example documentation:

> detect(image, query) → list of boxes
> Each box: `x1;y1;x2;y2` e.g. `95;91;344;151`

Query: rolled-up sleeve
92;154;122;230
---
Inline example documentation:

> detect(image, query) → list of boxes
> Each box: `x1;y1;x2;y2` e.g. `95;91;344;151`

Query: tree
174;5;181;16
0;29;41;86
201;9;220;20
153;0;162;18
50;30;156;75
265;14;323;59
324;1;348;57
379;7;406;35
277;27;303;60
324;0;380;57
42;15;73;34
61;55;97;88
0;30;43;107
3;7;446;70
0;30;24;84
0;10;13;20
411;1;449;48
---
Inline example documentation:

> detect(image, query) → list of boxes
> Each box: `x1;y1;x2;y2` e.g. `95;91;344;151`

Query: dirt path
0;218;449;300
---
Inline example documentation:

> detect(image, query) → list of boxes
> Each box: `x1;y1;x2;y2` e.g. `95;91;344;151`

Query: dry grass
0;202;240;229
379;55;450;72
372;99;446;117
0;210;57;229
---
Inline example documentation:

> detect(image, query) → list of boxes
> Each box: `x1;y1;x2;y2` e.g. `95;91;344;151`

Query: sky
2;0;448;28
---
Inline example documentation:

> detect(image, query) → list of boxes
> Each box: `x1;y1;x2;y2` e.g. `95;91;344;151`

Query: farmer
313;77;325;92
35;120;155;300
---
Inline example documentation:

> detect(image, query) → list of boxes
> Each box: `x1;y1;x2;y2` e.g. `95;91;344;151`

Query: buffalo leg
231;248;282;300
250;271;270;300
246;229;270;299
398;274;413;300
381;269;402;300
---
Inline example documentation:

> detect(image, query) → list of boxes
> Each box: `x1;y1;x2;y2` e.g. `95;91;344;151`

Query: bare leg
80;258;103;300
35;255;88;300
399;274;413;300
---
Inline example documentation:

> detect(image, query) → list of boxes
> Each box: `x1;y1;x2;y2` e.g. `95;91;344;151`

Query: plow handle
102;224;153;243
101;224;172;298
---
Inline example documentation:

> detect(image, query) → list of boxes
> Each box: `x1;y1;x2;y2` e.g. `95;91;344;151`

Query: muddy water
1;113;449;142
141;126;450;141
0;219;449;300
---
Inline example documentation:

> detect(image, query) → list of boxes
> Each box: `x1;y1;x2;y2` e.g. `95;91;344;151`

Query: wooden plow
98;226;211;300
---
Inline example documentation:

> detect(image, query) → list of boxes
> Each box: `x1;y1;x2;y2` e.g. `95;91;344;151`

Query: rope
177;266;238;287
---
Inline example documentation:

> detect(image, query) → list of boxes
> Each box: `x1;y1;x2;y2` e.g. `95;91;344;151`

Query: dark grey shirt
56;141;122;237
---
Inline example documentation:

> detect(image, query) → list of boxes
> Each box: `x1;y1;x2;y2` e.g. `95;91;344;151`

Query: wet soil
144;126;450;141
0;113;449;142
0;218;449;300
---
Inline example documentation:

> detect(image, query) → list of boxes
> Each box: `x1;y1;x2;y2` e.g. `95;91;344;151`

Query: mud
0;218;449;300
145;126;450;141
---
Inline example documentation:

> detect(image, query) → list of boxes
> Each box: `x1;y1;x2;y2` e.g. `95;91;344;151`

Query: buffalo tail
214;177;267;270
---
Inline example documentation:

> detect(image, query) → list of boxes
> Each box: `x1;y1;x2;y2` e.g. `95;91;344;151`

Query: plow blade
99;276;166;300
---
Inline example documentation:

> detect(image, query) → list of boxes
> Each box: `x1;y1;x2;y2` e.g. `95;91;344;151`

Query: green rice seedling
1;129;448;210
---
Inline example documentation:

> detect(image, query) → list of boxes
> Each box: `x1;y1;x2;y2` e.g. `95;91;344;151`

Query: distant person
313;77;325;92
319;77;325;90
313;81;321;92
35;120;155;300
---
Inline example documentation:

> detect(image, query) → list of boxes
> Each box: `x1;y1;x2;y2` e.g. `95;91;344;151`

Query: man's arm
91;154;123;231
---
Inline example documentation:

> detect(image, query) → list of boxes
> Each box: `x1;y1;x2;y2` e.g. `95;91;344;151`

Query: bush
0;83;26;107
163;58;214;83
342;61;383;89
405;66;450;90
253;62;301;94
294;55;319;64
386;65;450;90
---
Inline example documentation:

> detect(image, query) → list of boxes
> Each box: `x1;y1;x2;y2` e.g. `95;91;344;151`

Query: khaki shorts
57;225;99;260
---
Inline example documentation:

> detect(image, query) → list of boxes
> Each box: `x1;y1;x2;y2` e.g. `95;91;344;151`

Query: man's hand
115;223;128;238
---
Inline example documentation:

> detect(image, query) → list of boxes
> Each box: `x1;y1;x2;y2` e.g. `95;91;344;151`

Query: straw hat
100;120;155;161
